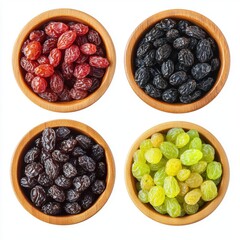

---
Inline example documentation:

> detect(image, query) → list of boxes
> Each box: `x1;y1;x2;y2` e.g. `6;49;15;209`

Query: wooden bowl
11;119;115;224
12;8;116;112
124;9;230;113
125;121;229;225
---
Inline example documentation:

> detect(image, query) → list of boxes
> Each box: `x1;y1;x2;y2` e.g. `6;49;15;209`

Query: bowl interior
11;119;115;225
125;121;229;225
125;9;230;113
13;8;116;112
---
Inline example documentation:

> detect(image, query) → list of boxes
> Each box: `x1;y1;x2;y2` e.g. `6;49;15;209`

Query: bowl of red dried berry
11;119;115;224
125;9;230;113
12;8;116;112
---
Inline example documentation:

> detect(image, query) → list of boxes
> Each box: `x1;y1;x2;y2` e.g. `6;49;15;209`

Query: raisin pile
20;21;110;102
20;127;107;216
134;18;220;103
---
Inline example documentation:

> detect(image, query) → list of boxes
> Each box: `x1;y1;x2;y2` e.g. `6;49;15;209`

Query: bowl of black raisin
125;9;230;113
11;119;115;224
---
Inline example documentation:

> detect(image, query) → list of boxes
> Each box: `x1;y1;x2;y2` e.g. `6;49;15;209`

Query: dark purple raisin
169;71;187;86
90;144;105;162
211;58;220;72
191;63;211;80
178;79;197;96
48;185;65;202
41;128;56;152
42;202;61;215
162;88;178;103
60;138;77;153
66;189;80;202
72;146;86;157
91;180;106;195
55;175;72;189
25;162;43;178
52;150;69;162
63;162;77;178
38;172;53;187
20;177;37;188
78;155;96;172
73;175;91;192
96;162;107;179
178;49;194;67
30;185;46;207
185;25;206;39
155;44;172;63
196;39;213;62
161;59;174;78
135;66;150;88
75;134;93;150
56;127;71;140
44;158;60;180
24;147;40;163
64;202;81;215
80;192;95;210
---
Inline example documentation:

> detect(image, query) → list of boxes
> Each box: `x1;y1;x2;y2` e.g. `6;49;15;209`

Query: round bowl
125;121;229;225
11;119;115;224
124;9;230;113
12;8;116;112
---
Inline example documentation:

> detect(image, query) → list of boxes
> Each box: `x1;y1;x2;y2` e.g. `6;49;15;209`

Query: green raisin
164;176;180;198
207;161;222;180
180;149;203;166
160;141;179;159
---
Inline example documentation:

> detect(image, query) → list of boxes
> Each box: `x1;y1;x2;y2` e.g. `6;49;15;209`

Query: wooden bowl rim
124;9;230;113
11;119;115;225
125;121;229;225
12;8;116;112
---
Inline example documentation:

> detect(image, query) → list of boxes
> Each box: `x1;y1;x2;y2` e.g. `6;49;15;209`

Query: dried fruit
133;17;220;103
20;126;107;216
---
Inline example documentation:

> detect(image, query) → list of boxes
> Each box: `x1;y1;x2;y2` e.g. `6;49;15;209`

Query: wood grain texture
124;9;230;113
125;121;229;225
12;8;116;112
11;119;115;225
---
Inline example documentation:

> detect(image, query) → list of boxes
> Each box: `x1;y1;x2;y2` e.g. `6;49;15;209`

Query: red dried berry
80;43;97;55
20;57;39;73
89;56;109;68
76;54;88;64
57;30;77;50
64;44;80;64
29;30;46;42
58;88;72;101
39;89;58;102
25;72;35;84
31;76;48;93
50;73;64;93
74;78;93;91
37;55;49;64
48;48;62;67
70;23;89;36
87;29;102;46
45;22;69;38
70;88;88;100
42;38;57;54
23;41;42;60
75;35;88;47
34;64;54;77
61;62;74;80
73;63;91;79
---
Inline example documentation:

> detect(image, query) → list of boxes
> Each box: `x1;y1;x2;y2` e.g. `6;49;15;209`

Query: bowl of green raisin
124;9;230;113
125;121;229;225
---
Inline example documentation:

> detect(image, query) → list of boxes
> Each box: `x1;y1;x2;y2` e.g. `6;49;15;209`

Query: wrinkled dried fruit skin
30;185;46;207
20;126;107;216
133;17;220;103
20;20;110;103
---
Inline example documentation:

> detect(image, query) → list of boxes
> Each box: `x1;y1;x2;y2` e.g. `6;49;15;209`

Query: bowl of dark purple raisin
12;8;116;112
11;119;115;224
125;9;230;113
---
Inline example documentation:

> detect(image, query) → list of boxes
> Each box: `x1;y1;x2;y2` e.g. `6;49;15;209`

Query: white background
0;0;239;239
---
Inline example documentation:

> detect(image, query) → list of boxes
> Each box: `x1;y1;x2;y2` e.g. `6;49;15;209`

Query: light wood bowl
124;9;230;113
11;119;115;225
125;121;229;225
12;8;116;112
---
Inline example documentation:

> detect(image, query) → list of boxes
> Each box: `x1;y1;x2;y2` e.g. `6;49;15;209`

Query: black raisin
197;77;215;92
191;63;211;80
56;127;71;140
78;155;96;172
90;144;105;162
64;202;81;215
73;175;91;193
63;162;77;178
178;49;194;67
178;79;197;96
55;175;72;189
153;74;168;89
25;162;43;178
144;84;162;99
173;37;190;49
196;39;213;62
169;71;187;86
162;88;178;103
156;18;176;31
66;189;80;202
42;202;61;215
185;25;206;39
41;128;56;152
48;185;65;202
75;134;93;150
136;42;152;58
24;147;40;163
30;185;46;207
155;44;172;63
91;180;106;195
161;59;174;78
134;66;150;88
